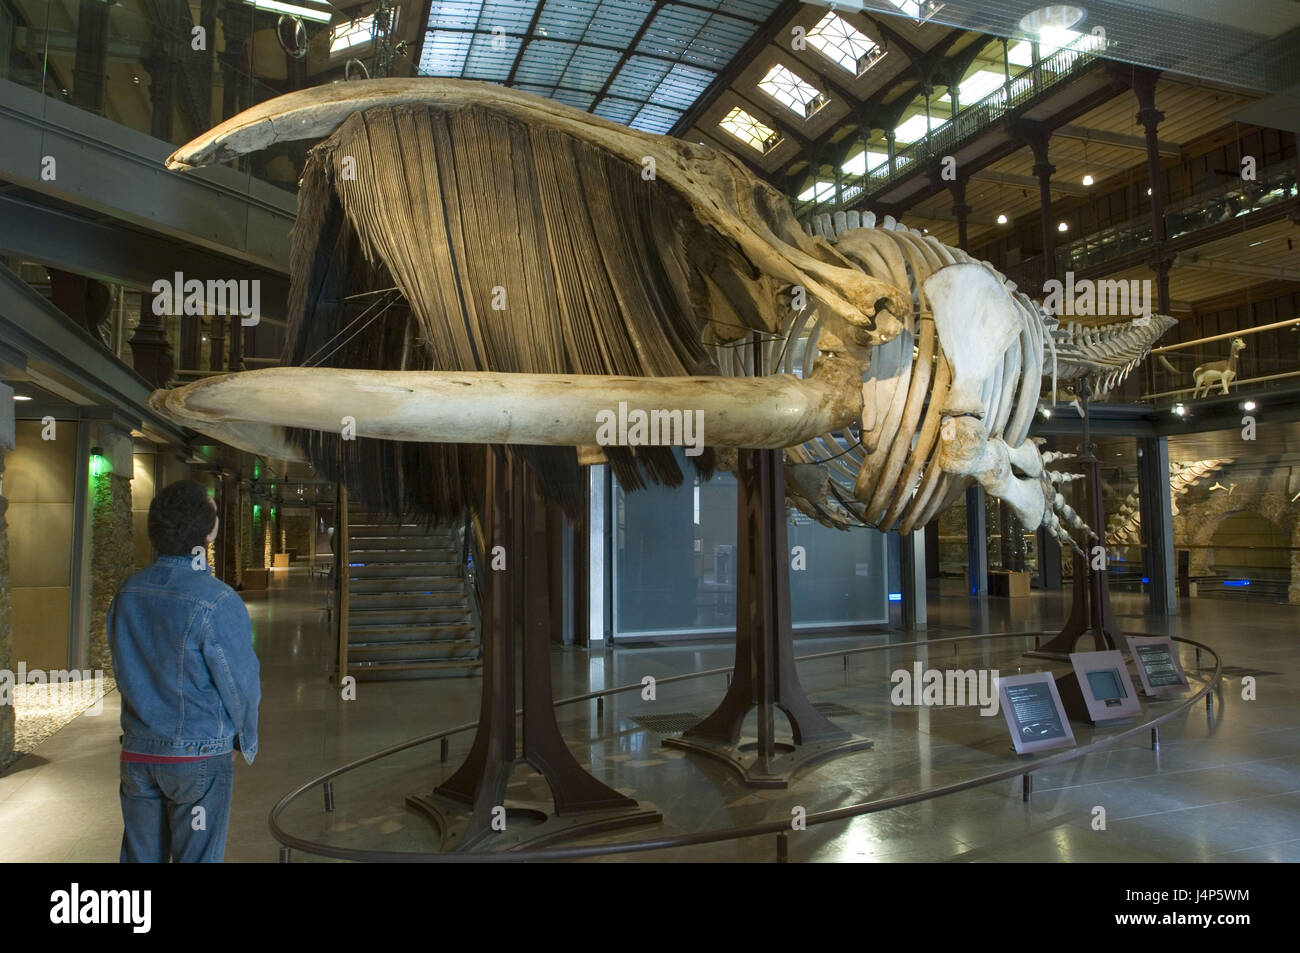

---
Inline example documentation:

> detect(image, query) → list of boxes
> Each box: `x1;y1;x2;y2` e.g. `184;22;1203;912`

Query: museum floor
2;570;1298;863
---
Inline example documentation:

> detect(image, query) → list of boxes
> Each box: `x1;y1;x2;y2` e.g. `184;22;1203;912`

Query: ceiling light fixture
1058;221;1069;232
1019;5;1086;34
1243;400;1257;411
997;213;1009;224
241;0;332;23
12;394;32;401
1173;403;1187;417
1082;174;1094;186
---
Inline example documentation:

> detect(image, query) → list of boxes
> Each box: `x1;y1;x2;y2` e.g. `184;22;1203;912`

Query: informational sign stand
1126;636;1190;697
998;672;1077;755
1057;650;1143;726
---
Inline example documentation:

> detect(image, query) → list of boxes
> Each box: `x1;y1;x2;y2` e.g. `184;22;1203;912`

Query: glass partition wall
608;451;888;640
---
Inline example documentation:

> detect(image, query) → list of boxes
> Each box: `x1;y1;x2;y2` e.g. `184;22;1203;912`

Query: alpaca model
1193;337;1246;396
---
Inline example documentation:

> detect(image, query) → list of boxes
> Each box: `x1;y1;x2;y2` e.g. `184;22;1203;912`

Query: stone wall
0;452;14;766
89;471;132;675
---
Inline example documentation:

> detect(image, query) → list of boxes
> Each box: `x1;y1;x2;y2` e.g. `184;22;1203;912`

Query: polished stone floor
1;568;1297;862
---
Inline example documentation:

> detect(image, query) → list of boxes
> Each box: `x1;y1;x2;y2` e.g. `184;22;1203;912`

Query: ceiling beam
1055;123;1182;158
671;0;802;136
1173;253;1300;282
503;0;549;87
970;170;1090;197
900;209;1000;228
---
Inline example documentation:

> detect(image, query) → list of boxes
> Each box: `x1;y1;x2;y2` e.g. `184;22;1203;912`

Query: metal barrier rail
268;631;1222;862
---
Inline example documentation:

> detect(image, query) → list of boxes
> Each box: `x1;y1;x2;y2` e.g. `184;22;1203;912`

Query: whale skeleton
153;79;1175;552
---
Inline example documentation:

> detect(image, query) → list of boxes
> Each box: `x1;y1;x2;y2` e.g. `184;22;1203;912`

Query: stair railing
336;483;350;681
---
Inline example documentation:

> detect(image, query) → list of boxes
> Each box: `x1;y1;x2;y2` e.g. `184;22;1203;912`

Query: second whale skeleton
151;79;1175;552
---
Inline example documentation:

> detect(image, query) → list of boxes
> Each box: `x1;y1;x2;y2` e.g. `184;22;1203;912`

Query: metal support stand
279;847;291;863
777;831;789;863
664;447;872;788
323;780;335;813
1027;385;1122;659
409;451;659;851
1022;774;1032;802
1150;727;1159;750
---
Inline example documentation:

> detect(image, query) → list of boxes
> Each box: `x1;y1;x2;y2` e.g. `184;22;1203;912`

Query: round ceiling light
997;213;1009;224
1019;5;1086;33
1082;174;1094;186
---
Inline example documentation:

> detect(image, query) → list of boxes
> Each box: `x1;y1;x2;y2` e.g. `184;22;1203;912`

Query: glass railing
1056;215;1155;272
794;37;1105;219
2;0;368;193
1057;162;1299;273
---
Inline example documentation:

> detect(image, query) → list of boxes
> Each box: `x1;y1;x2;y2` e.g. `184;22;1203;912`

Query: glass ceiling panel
418;0;782;136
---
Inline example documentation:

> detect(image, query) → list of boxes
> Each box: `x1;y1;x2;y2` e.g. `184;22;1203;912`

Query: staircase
342;514;482;681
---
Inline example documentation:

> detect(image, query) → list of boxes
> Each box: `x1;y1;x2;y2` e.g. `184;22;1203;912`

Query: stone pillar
239;482;254;576
0;384;15;764
88;427;134;675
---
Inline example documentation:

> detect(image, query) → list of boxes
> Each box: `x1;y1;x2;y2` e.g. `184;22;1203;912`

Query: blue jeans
119;756;234;862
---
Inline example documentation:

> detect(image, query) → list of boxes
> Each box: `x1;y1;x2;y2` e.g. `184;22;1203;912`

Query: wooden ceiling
680;3;1295;319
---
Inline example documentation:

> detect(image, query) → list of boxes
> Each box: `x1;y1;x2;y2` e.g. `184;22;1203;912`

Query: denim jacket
107;555;261;764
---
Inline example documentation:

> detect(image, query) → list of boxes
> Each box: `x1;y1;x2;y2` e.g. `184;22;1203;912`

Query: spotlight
1082;174;1094;186
1146;187;1153;195
1173;403;1186;417
1058;221;1069;232
1243;400;1257;411
997;213;1008;224
12;394;32;401
1019;5;1086;33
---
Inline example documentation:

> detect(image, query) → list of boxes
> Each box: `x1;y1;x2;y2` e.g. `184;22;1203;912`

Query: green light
253;504;261;519
90;449;109;478
269;507;276;518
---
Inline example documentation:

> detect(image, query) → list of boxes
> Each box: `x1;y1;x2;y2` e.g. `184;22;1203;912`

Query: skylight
805;12;884;76
797;181;836;202
893;114;937;144
883;0;945;24
842;150;891;176
719;106;781;154
943;70;1005;105
331;13;389;54
1008;29;1104;66
757;64;827;119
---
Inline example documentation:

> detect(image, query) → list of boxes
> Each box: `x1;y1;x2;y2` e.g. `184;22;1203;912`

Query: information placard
998;672;1076;755
1068;650;1143;724
1126;636;1189;697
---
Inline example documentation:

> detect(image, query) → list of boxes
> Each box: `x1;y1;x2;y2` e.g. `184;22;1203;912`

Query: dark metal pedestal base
406;791;661;853
664;734;873;788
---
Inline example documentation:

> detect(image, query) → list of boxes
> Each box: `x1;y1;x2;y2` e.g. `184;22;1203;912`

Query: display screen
1086;668;1128;704
1005;682;1067;741
1135;644;1183;687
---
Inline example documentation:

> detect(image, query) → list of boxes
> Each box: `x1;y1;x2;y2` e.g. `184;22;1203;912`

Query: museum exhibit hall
0;0;1298;895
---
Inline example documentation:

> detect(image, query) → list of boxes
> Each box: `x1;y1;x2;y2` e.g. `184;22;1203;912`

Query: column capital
1032;161;1056;181
1135;106;1165;131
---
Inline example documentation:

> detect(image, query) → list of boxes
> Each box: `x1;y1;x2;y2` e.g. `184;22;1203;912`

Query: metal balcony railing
794;39;1105;220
